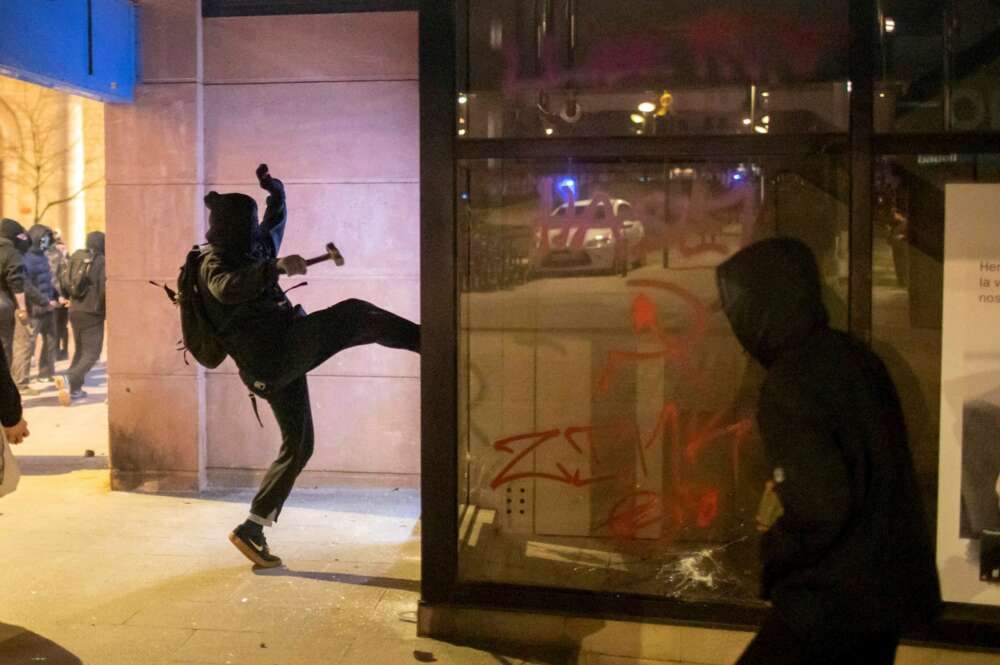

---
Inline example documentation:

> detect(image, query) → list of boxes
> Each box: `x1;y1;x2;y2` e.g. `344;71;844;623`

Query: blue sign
0;0;136;103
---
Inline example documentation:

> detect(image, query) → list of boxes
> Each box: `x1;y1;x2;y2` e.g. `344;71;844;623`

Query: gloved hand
276;255;308;276
256;163;284;197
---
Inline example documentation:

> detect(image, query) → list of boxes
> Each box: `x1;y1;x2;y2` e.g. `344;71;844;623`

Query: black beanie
204;192;258;255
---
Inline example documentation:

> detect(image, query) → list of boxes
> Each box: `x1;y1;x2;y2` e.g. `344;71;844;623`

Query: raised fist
256;163;284;196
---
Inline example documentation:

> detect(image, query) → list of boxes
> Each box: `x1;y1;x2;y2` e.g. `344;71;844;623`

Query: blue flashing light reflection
557;178;578;200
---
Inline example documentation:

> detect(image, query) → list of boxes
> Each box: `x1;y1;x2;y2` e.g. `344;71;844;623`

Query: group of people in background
0;218;106;407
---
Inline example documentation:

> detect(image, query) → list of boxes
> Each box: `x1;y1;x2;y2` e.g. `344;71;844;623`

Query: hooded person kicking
201;164;420;568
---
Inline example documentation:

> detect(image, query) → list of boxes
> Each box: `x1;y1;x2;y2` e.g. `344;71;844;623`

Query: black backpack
65;250;93;300
156;246;228;369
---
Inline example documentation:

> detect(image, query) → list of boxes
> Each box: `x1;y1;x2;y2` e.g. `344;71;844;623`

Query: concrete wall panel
109;375;202;489
107;280;193;378
105;184;204;281
206;373;420;475
204;13;417;84
106;83;202;185
139;0;202;83
203;81;418;184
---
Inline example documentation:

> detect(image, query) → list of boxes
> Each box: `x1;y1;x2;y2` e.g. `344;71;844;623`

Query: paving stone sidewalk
0;468;565;665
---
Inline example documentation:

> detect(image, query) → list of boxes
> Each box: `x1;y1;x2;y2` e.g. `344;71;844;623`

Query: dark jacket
0;219;28;311
198;179;291;379
68;232;107;317
716;238;940;640
24;225;56;317
0;334;21;427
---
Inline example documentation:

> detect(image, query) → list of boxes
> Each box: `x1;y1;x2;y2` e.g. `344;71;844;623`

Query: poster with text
939;183;1000;605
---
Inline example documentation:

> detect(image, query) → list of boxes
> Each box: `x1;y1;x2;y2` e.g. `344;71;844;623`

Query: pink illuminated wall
105;2;419;491
201;12;420;488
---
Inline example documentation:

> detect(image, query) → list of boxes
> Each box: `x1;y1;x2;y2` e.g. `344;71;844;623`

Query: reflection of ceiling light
761;91;770;98
847;81;853;93
761;115;770;125
458;94;468;104
638;102;656;113
636;129;643;135
458;128;467;136
884;17;896;33
545;127;555;136
630;113;645;124
459;117;465;124
742;118;752;126
754;125;768;134
879;92;886;98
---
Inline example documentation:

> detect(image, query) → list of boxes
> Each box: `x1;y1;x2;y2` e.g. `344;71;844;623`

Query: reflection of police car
533;198;646;275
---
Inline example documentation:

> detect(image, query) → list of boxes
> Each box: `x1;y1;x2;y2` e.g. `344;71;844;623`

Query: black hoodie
716;238;940;641
198;179;291;378
68;231;106;316
0;219;27;309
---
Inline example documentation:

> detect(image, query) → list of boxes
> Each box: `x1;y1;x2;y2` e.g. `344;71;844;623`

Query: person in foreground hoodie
716;237;940;665
199;164;419;568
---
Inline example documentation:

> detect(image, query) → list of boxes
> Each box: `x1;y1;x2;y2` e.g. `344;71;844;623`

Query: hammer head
326;242;345;266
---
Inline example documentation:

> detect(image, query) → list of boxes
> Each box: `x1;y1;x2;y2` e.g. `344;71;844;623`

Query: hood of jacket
86;231;105;255
204;191;258;256
28;224;53;253
0;218;30;253
715;237;829;367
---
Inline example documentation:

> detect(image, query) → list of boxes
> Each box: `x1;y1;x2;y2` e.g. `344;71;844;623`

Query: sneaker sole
228;532;282;568
54;376;70;407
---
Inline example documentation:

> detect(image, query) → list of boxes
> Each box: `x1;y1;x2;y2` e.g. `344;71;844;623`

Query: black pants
45;305;69;362
67;311;105;392
248;299;420;524
736;613;899;665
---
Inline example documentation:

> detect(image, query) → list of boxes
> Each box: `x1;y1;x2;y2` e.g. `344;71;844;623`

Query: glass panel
459;1;850;138
876;1;1000;133
873;154;1000;605
457;156;848;601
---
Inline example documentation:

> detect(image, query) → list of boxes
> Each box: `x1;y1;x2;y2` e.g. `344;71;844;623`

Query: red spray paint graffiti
489;277;752;539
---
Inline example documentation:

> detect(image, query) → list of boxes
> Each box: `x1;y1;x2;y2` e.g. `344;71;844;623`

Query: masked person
55;232;106;405
716;238;940;665
0;220;30;372
12;225;59;392
44;230;71;363
199;164;419;568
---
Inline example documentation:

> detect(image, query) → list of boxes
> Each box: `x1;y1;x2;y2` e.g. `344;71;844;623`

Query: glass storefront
456;157;847;603
422;0;1000;644
875;1;1000;133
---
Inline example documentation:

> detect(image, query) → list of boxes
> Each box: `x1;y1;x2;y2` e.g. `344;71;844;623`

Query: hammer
277;242;345;274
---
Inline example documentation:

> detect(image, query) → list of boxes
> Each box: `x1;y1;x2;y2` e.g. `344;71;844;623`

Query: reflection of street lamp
884;17;896;33
637;101;656;114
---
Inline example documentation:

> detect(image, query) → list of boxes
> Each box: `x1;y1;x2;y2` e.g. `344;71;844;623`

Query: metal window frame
417;0;1000;650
